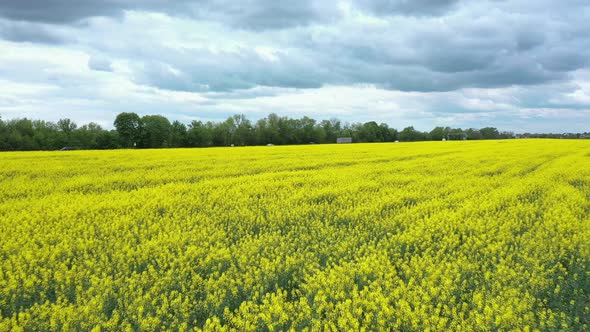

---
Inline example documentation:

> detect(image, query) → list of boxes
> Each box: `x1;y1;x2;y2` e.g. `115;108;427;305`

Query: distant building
337;137;352;144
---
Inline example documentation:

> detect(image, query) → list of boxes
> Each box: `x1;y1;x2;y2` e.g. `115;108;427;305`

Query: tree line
0;112;587;151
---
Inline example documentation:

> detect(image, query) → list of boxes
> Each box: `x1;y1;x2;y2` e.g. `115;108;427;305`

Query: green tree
96;130;120;149
358;121;382;142
32;120;61;149
447;128;465;140
480;127;500;140
465;128;482;140
379;123;397;142
232;114;253;146
74;122;104;149
499;131;515;139
57;118;77;134
399;126;426;142
0;116;7;150
56;118;78;147
429;126;450;141
7;118;37;150
169;121;188;147
139;115;172;148
320;118;341;143
187;120;213;147
114;112;142;148
255;114;282;145
339;122;354;140
299;116;317;143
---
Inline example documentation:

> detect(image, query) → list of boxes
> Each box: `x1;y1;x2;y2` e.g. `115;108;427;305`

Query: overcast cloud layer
1;0;589;132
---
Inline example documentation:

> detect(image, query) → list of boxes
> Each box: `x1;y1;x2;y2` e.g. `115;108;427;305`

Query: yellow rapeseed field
0;140;589;331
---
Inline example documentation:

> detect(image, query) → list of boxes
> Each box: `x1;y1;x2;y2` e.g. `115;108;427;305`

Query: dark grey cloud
133;47;326;93
354;0;460;16
0;0;460;31
194;1;337;30
0;0;127;23
128;45;568;94
120;10;590;94
0;0;336;30
1;0;590;97
515;29;545;51
0;19;66;44
88;55;113;72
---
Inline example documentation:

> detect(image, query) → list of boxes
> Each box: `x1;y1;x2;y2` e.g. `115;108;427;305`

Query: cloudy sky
1;0;589;132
